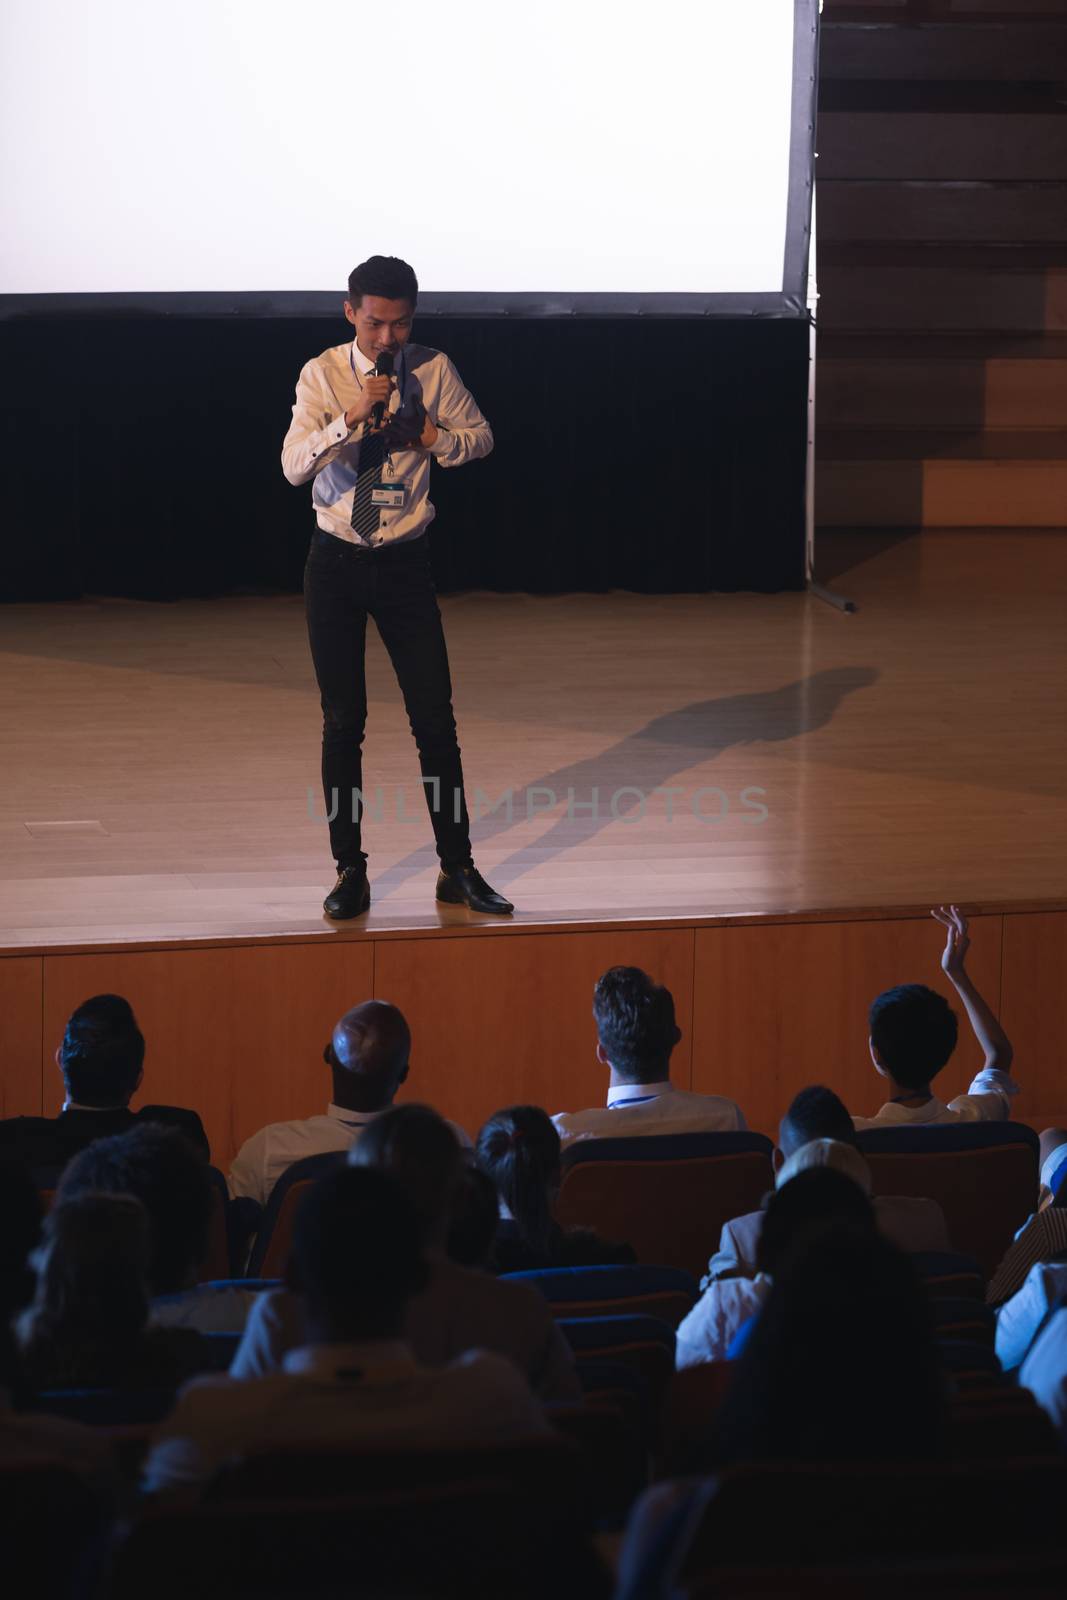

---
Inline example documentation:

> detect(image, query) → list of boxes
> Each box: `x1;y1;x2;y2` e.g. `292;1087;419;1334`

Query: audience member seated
852;906;1018;1131
704;1085;950;1284
231;1106;581;1402
988;1158;1067;1309
15;1193;204;1392
58;1124;250;1334
675;1159;877;1368
141;1166;551;1497
477;1105;635;1273
0;994;208;1177
551;966;746;1147
1038;1129;1067;1207
0;1165;116;1492
698;1222;947;1467
227;999;470;1207
1019;1299;1067;1446
446;1162;500;1269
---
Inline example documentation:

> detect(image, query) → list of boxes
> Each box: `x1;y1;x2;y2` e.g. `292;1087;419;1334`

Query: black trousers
303;527;472;872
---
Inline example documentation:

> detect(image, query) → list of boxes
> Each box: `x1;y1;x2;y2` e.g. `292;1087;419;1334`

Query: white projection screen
0;0;817;317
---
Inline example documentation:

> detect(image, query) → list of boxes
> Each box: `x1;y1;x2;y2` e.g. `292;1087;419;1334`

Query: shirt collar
282;1340;418;1383
327;1103;379;1128
62;1100;123;1113
350;338;405;387
607;1081;672;1107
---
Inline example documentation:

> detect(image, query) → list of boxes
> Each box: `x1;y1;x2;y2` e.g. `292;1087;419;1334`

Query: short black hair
60;993;145;1107
757;1167;876;1278
592;966;680;1084
869;984;959;1090
290;1166;426;1340
347;255;418;308
57;1123;215;1294
349;1104;463;1242
780;1085;856;1157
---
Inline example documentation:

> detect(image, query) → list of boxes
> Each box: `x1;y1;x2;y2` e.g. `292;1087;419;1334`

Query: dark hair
709;1226;945;1468
347;255;418;309
779;1085;856;1157
57;1123;215;1293
349;1104;463;1242
869;984;959;1089
477;1105;560;1258
592;966;680;1084
17;1192;153;1389
757;1167;876;1278
447;1162;500;1268
290;1166;426;1340
60;993;145;1107
0;1160;43;1389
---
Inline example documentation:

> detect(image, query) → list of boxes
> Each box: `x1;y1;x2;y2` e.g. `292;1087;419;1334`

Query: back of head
477;1105;561;1256
713;1225;944;1466
775;1138;872;1197
57;1123;214;1294
869;983;958;1090
349;1104;463;1243
18;1191;153;1385
757;1166;876;1278
592;966;680;1084
290;1166;426;1341
60;993;145;1108
778;1084;856;1159
329;1000;411;1113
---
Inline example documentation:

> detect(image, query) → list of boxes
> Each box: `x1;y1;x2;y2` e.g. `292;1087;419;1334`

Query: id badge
371;483;407;509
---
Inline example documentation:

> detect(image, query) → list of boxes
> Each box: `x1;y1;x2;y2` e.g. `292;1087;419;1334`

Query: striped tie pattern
350;425;387;544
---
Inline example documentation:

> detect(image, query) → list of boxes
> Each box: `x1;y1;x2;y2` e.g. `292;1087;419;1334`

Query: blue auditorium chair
502;1263;699;1327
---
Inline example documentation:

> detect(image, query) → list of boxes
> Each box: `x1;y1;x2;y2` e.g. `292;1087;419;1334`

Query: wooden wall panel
1001;912;1067;1132
375;928;696;1140
41;942;374;1169
691;915;1004;1139
0;956;43;1116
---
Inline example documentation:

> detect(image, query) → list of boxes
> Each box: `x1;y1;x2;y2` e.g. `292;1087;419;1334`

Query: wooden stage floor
1;530;1065;950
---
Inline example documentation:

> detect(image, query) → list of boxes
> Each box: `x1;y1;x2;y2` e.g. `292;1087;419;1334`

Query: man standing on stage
282;255;513;920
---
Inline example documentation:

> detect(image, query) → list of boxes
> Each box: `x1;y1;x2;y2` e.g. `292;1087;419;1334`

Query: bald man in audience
227;1000;468;1206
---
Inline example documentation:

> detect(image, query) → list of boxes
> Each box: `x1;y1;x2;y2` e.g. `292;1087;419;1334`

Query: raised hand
931;904;970;981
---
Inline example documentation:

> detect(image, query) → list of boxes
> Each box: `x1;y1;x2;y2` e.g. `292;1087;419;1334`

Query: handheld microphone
371;350;394;429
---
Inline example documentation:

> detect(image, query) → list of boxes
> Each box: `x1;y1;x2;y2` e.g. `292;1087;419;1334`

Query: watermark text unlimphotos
307;781;769;825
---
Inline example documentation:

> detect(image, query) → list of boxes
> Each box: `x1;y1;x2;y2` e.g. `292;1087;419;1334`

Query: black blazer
0;1104;210;1183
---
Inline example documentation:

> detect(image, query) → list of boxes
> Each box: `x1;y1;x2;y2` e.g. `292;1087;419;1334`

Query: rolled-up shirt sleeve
426;356;493;468
947;1067;1020;1121
281;363;355;486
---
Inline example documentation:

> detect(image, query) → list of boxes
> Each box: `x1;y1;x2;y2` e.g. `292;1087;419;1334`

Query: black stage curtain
0;316;808;601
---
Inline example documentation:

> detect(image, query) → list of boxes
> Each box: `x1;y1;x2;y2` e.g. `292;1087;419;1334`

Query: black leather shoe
323;865;371;919
436;863;514;916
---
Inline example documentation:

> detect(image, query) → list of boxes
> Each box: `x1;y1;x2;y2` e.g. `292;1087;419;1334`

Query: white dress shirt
142;1340;550;1495
1019;1308;1067;1442
994;1261;1067;1371
281;338;493;545
851;1067;1019;1131
227;1104;472;1207
552;1081;747;1148
674;1275;771;1369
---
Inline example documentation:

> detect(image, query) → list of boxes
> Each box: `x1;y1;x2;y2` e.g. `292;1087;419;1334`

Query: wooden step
817;112;1067;181
818;351;1067;426
816;456;1067;527
817;262;1067;332
818;181;1067;243
821;20;1067;81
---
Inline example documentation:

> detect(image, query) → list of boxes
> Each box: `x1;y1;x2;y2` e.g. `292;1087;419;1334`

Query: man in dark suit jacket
0;993;208;1181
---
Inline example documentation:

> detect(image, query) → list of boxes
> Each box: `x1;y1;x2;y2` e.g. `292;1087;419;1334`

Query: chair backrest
558;1313;676;1406
246;1151;347;1277
0;1459;110;1593
502;1263;699;1327
856;1123;1039;1278
24;1386;178;1425
930;1296;996;1349
199;1165;232;1282
556;1133;775;1279
911;1249;985;1301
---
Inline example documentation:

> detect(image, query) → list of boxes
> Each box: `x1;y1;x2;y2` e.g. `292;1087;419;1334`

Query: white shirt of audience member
552;1080;746;1147
142;1341;550;1496
851;1066;1019;1130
